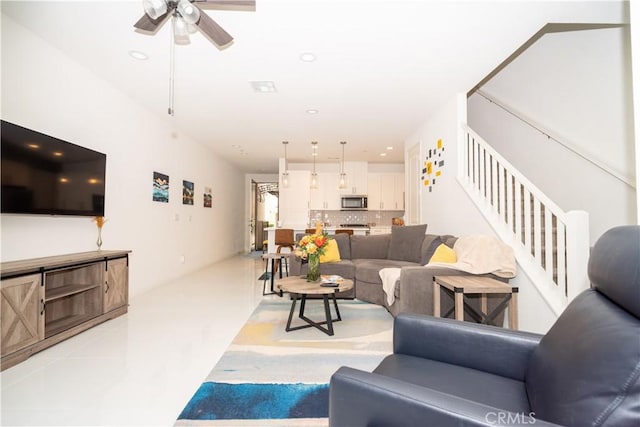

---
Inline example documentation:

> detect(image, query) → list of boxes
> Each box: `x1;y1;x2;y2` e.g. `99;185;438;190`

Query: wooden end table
276;276;354;336
433;275;518;330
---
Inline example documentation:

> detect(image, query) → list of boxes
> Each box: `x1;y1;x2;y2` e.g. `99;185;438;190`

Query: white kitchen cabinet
310;173;340;210
279;170;310;227
339;161;368;195
393;173;405;210
367;173;405;210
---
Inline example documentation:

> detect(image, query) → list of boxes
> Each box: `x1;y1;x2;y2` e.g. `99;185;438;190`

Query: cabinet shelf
45;283;102;302
45;313;98;338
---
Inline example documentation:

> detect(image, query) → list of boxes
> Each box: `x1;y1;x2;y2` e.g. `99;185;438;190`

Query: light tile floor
1;252;271;426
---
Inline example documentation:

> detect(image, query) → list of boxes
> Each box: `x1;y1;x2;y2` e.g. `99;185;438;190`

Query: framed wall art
183;180;194;205
153;171;169;203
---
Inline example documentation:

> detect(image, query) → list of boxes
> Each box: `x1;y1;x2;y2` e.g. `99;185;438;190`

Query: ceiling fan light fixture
177;0;200;24
143;0;167;20
173;15;190;39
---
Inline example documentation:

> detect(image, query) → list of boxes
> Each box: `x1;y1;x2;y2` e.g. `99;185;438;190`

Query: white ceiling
1;0;625;173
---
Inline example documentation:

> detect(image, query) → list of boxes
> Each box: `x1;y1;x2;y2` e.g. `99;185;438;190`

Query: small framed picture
183;180;194;205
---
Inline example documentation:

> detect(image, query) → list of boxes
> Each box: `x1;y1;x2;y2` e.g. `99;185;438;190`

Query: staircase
458;124;590;315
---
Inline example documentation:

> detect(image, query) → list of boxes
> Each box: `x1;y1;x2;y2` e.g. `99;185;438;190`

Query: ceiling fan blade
194;0;256;7
134;12;170;32
195;8;234;46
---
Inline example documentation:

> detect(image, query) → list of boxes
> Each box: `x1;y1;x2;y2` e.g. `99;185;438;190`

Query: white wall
468;26;637;243
405;95;557;334
1;15;246;298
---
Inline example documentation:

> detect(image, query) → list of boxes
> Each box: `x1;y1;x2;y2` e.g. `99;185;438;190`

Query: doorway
251;181;279;251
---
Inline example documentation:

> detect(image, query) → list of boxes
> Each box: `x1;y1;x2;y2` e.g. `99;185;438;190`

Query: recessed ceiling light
380;152;387;157
386;146;393;150
306;109;319;115
300;52;316;62
128;50;148;60
250;81;277;93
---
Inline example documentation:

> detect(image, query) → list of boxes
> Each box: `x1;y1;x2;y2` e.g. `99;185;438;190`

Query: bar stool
274;228;295;275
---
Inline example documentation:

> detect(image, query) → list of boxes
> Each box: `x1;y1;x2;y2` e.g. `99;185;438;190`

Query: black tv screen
1;120;106;216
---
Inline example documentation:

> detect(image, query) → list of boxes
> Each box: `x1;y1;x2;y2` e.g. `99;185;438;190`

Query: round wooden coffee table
276;276;354;336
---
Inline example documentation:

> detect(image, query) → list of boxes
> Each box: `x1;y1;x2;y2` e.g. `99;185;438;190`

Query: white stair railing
459;124;590;315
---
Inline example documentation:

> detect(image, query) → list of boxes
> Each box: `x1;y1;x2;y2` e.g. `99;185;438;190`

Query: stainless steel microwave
341;195;368;210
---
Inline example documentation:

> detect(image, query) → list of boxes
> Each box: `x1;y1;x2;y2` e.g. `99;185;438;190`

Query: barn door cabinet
1;250;131;370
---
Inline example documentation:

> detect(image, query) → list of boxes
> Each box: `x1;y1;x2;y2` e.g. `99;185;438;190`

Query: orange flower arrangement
294;231;330;260
295;230;331;282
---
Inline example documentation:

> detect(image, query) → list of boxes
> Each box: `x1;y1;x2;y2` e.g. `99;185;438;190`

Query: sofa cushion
429;244;457;263
299;259;356;279
320;260;356;279
388;224;427;263
351;234;391;259
334;232;351;260
421;235;443;265
320;238;341;263
354;259;418;284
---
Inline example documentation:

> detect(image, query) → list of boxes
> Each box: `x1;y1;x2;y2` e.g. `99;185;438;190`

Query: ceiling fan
134;0;256;47
134;0;255;115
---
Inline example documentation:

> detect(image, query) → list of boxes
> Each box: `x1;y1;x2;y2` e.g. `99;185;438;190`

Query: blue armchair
329;225;640;426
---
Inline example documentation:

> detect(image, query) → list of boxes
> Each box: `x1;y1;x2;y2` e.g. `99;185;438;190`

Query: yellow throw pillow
429;243;457;263
320;239;341;263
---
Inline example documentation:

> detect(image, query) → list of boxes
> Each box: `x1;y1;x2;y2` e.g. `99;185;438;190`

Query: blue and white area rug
175;299;393;426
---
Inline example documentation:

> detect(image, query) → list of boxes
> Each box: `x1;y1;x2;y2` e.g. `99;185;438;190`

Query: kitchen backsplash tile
309;210;404;227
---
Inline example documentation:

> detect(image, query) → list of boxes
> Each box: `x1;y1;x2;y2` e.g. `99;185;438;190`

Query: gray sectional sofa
288;224;510;323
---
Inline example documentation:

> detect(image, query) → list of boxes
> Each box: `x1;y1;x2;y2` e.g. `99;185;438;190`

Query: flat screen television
1;120;106;217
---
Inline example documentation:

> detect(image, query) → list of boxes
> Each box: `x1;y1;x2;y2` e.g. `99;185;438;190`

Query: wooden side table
261;253;288;295
433;275;518;330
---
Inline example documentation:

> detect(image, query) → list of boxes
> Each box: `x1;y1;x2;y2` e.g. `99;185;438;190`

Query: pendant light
338;141;347;189
310;141;319;189
281;141;290;188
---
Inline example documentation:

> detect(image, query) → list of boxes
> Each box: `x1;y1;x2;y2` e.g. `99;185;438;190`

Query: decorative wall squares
421;138;445;192
183;180;194;205
153;171;169;203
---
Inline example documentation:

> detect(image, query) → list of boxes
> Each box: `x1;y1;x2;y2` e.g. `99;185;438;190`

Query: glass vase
306;253;320;282
96;228;103;250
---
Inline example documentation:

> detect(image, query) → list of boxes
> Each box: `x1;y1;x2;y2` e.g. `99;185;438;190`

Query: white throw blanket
379;268;402;306
429;235;517;278
379;235;516;307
